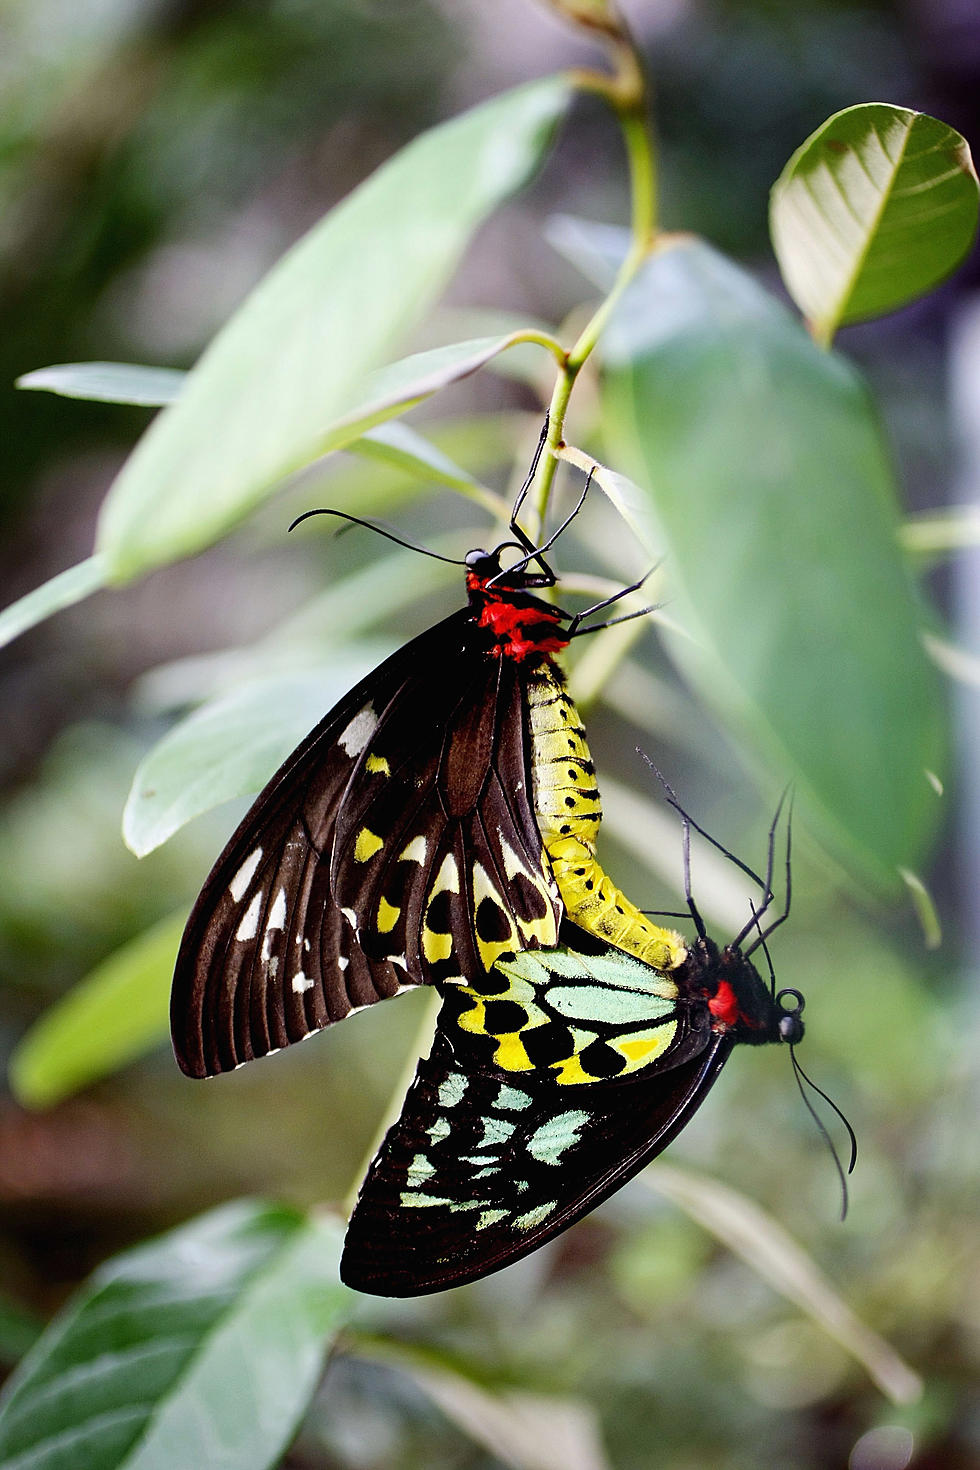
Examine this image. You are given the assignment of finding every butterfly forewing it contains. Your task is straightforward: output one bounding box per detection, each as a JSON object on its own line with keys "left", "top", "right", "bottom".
{"left": 171, "top": 609, "right": 562, "bottom": 1077}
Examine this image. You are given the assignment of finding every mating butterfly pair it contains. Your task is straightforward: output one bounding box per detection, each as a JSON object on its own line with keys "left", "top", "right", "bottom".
{"left": 171, "top": 441, "right": 811, "bottom": 1295}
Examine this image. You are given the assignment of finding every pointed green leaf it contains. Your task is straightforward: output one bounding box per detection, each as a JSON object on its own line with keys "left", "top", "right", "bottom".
{"left": 602, "top": 240, "right": 946, "bottom": 886}
{"left": 17, "top": 362, "right": 185, "bottom": 406}
{"left": 0, "top": 555, "right": 108, "bottom": 652}
{"left": 123, "top": 658, "right": 388, "bottom": 857}
{"left": 96, "top": 78, "right": 571, "bottom": 581}
{"left": 352, "top": 420, "right": 477, "bottom": 489}
{"left": 8, "top": 912, "right": 184, "bottom": 1108}
{"left": 770, "top": 104, "right": 979, "bottom": 344}
{"left": 0, "top": 1202, "right": 352, "bottom": 1470}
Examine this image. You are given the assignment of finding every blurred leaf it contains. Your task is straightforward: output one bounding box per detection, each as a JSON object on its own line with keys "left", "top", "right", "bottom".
{"left": 0, "top": 1297, "right": 43, "bottom": 1367}
{"left": 96, "top": 78, "right": 571, "bottom": 581}
{"left": 602, "top": 239, "right": 946, "bottom": 887}
{"left": 8, "top": 912, "right": 184, "bottom": 1108}
{"left": 924, "top": 631, "right": 980, "bottom": 688}
{"left": 134, "top": 550, "right": 441, "bottom": 712}
{"left": 901, "top": 506, "right": 980, "bottom": 555}
{"left": 16, "top": 362, "right": 185, "bottom": 406}
{"left": 770, "top": 104, "right": 979, "bottom": 345}
{"left": 354, "top": 1339, "right": 611, "bottom": 1470}
{"left": 124, "top": 659, "right": 386, "bottom": 857}
{"left": 350, "top": 419, "right": 478, "bottom": 491}
{"left": 898, "top": 867, "right": 942, "bottom": 949}
{"left": 0, "top": 1202, "right": 352, "bottom": 1470}
{"left": 544, "top": 212, "right": 628, "bottom": 289}
{"left": 645, "top": 1163, "right": 923, "bottom": 1405}
{"left": 17, "top": 361, "right": 495, "bottom": 493}
{"left": 0, "top": 555, "right": 108, "bottom": 653}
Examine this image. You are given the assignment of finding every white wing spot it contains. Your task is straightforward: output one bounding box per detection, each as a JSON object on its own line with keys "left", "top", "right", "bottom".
{"left": 341, "top": 907, "right": 358, "bottom": 931}
{"left": 229, "top": 848, "right": 262, "bottom": 902}
{"left": 339, "top": 705, "right": 378, "bottom": 757}
{"left": 235, "top": 891, "right": 262, "bottom": 942}
{"left": 338, "top": 957, "right": 349, "bottom": 971}
{"left": 292, "top": 972, "right": 314, "bottom": 994}
{"left": 268, "top": 956, "right": 279, "bottom": 979}
{"left": 399, "top": 835, "right": 428, "bottom": 864}
{"left": 268, "top": 888, "right": 287, "bottom": 930}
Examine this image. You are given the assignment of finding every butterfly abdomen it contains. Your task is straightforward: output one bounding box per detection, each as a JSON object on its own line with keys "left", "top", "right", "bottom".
{"left": 526, "top": 667, "right": 687, "bottom": 974}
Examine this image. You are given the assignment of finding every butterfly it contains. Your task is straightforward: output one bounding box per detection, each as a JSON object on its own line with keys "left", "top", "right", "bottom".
{"left": 170, "top": 426, "right": 663, "bottom": 1078}
{"left": 338, "top": 786, "right": 828, "bottom": 1295}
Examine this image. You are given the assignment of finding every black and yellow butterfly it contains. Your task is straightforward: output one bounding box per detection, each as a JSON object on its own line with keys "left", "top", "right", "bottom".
{"left": 170, "top": 434, "right": 654, "bottom": 1078}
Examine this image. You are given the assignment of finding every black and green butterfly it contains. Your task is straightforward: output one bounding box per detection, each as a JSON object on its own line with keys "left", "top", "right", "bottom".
{"left": 341, "top": 914, "right": 808, "bottom": 1295}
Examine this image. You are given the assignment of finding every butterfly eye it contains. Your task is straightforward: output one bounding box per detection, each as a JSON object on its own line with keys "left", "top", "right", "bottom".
{"left": 465, "top": 548, "right": 492, "bottom": 569}
{"left": 776, "top": 987, "right": 805, "bottom": 1043}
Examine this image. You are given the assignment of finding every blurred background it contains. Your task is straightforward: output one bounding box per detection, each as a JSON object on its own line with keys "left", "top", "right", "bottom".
{"left": 1, "top": 1, "right": 979, "bottom": 1467}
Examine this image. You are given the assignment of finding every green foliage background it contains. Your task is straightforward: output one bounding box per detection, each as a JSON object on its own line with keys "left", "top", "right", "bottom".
{"left": 0, "top": 2, "right": 978, "bottom": 1468}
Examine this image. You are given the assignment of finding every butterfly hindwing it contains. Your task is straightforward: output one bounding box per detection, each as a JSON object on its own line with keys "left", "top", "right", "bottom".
{"left": 341, "top": 934, "right": 730, "bottom": 1294}
{"left": 341, "top": 1016, "right": 731, "bottom": 1296}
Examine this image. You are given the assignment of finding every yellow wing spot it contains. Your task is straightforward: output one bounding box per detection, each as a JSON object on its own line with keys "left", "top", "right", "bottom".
{"left": 354, "top": 828, "right": 384, "bottom": 863}
{"left": 399, "top": 835, "right": 428, "bottom": 864}
{"left": 617, "top": 1033, "right": 670, "bottom": 1063}
{"left": 492, "top": 1032, "right": 534, "bottom": 1072}
{"left": 423, "top": 928, "right": 454, "bottom": 962}
{"left": 455, "top": 997, "right": 485, "bottom": 1034}
{"left": 552, "top": 1053, "right": 596, "bottom": 1085}
{"left": 376, "top": 897, "right": 400, "bottom": 933}
{"left": 365, "top": 754, "right": 391, "bottom": 776}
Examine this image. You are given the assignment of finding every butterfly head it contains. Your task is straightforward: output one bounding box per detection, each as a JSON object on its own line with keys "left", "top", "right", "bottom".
{"left": 689, "top": 938, "right": 805, "bottom": 1048}
{"left": 465, "top": 545, "right": 569, "bottom": 662}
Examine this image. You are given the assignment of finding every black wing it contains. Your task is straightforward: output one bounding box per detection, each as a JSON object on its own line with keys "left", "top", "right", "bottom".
{"left": 171, "top": 611, "right": 561, "bottom": 1078}
{"left": 341, "top": 1004, "right": 730, "bottom": 1297}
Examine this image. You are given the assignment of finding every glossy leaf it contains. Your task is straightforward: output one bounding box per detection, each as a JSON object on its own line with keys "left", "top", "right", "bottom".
{"left": 96, "top": 78, "right": 571, "bottom": 581}
{"left": 0, "top": 1202, "right": 352, "bottom": 1470}
{"left": 8, "top": 913, "right": 184, "bottom": 1107}
{"left": 348, "top": 420, "right": 477, "bottom": 490}
{"left": 0, "top": 555, "right": 108, "bottom": 652}
{"left": 770, "top": 104, "right": 979, "bottom": 344}
{"left": 124, "top": 658, "right": 387, "bottom": 856}
{"left": 17, "top": 362, "right": 185, "bottom": 405}
{"left": 601, "top": 240, "right": 946, "bottom": 886}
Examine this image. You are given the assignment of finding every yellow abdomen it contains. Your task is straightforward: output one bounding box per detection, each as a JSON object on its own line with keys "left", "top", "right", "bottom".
{"left": 527, "top": 664, "right": 687, "bottom": 974}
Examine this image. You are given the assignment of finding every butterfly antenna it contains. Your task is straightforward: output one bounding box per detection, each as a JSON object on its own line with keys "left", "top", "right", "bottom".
{"left": 789, "top": 1047, "right": 857, "bottom": 1221}
{"left": 509, "top": 413, "right": 551, "bottom": 540}
{"left": 744, "top": 791, "right": 794, "bottom": 956}
{"left": 287, "top": 508, "right": 467, "bottom": 565}
{"left": 636, "top": 751, "right": 768, "bottom": 893}
{"left": 490, "top": 462, "right": 594, "bottom": 590}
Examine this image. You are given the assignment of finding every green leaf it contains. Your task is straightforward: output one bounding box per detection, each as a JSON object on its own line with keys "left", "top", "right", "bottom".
{"left": 602, "top": 240, "right": 946, "bottom": 886}
{"left": 8, "top": 912, "right": 184, "bottom": 1108}
{"left": 770, "top": 104, "right": 979, "bottom": 344}
{"left": 0, "top": 1201, "right": 352, "bottom": 1470}
{"left": 96, "top": 78, "right": 571, "bottom": 581}
{"left": 351, "top": 420, "right": 477, "bottom": 490}
{"left": 16, "top": 362, "right": 185, "bottom": 406}
{"left": 123, "top": 659, "right": 386, "bottom": 857}
{"left": 0, "top": 555, "right": 108, "bottom": 653}
{"left": 544, "top": 212, "right": 627, "bottom": 289}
